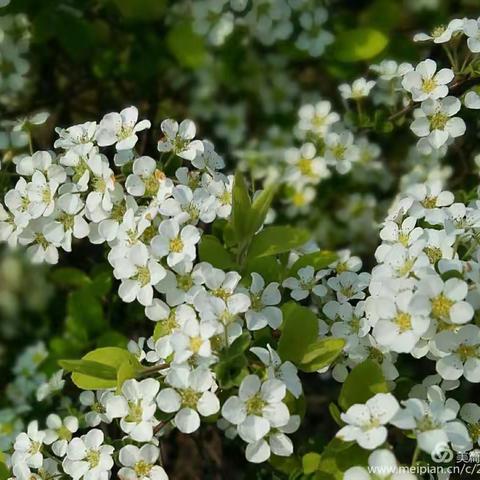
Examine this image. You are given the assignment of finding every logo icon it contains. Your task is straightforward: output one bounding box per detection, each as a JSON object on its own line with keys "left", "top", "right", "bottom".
{"left": 431, "top": 442, "right": 454, "bottom": 463}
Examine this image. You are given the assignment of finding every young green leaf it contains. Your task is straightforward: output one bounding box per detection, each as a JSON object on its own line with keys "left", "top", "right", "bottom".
{"left": 278, "top": 302, "right": 318, "bottom": 364}
{"left": 247, "top": 226, "right": 310, "bottom": 259}
{"left": 198, "top": 234, "right": 237, "bottom": 270}
{"left": 299, "top": 337, "right": 345, "bottom": 373}
{"left": 231, "top": 171, "right": 253, "bottom": 244}
{"left": 288, "top": 250, "right": 338, "bottom": 277}
{"left": 250, "top": 184, "right": 277, "bottom": 234}
{"left": 338, "top": 360, "right": 389, "bottom": 411}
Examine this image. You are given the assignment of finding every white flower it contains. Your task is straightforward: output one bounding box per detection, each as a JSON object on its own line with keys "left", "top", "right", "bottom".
{"left": 126, "top": 156, "right": 168, "bottom": 198}
{"left": 250, "top": 345, "right": 302, "bottom": 398}
{"left": 284, "top": 143, "right": 329, "bottom": 183}
{"left": 12, "top": 421, "right": 46, "bottom": 469}
{"left": 106, "top": 378, "right": 160, "bottom": 442}
{"left": 244, "top": 273, "right": 282, "bottom": 331}
{"left": 327, "top": 271, "right": 370, "bottom": 303}
{"left": 370, "top": 291, "right": 430, "bottom": 353}
{"left": 244, "top": 415, "right": 300, "bottom": 464}
{"left": 159, "top": 184, "right": 216, "bottom": 225}
{"left": 282, "top": 266, "right": 327, "bottom": 300}
{"left": 44, "top": 414, "right": 78, "bottom": 457}
{"left": 410, "top": 97, "right": 465, "bottom": 153}
{"left": 370, "top": 60, "right": 413, "bottom": 81}
{"left": 221, "top": 375, "right": 290, "bottom": 444}
{"left": 434, "top": 324, "right": 480, "bottom": 382}
{"left": 411, "top": 274, "right": 474, "bottom": 325}
{"left": 156, "top": 366, "right": 220, "bottom": 434}
{"left": 464, "top": 90, "right": 480, "bottom": 109}
{"left": 336, "top": 393, "right": 399, "bottom": 449}
{"left": 169, "top": 316, "right": 217, "bottom": 363}
{"left": 26, "top": 171, "right": 58, "bottom": 218}
{"left": 297, "top": 100, "right": 339, "bottom": 137}
{"left": 18, "top": 217, "right": 60, "bottom": 264}
{"left": 151, "top": 219, "right": 200, "bottom": 268}
{"left": 324, "top": 130, "right": 359, "bottom": 174}
{"left": 345, "top": 449, "right": 417, "bottom": 480}
{"left": 54, "top": 121, "right": 97, "bottom": 149}
{"left": 463, "top": 19, "right": 480, "bottom": 52}
{"left": 79, "top": 391, "right": 114, "bottom": 427}
{"left": 402, "top": 59, "right": 454, "bottom": 101}
{"left": 118, "top": 444, "right": 168, "bottom": 480}
{"left": 413, "top": 19, "right": 464, "bottom": 43}
{"left": 157, "top": 119, "right": 203, "bottom": 160}
{"left": 63, "top": 429, "right": 114, "bottom": 480}
{"left": 191, "top": 139, "right": 224, "bottom": 172}
{"left": 114, "top": 243, "right": 166, "bottom": 306}
{"left": 43, "top": 193, "right": 89, "bottom": 252}
{"left": 460, "top": 403, "right": 480, "bottom": 446}
{"left": 339, "top": 78, "right": 376, "bottom": 100}
{"left": 203, "top": 173, "right": 233, "bottom": 218}
{"left": 391, "top": 386, "right": 471, "bottom": 454}
{"left": 96, "top": 106, "right": 150, "bottom": 150}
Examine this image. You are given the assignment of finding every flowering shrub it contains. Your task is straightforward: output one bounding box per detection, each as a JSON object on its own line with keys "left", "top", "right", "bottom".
{"left": 5, "top": 1, "right": 480, "bottom": 479}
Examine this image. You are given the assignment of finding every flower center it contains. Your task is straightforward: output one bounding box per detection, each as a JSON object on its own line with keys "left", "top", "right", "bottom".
{"left": 189, "top": 336, "right": 203, "bottom": 353}
{"left": 92, "top": 176, "right": 106, "bottom": 193}
{"left": 86, "top": 449, "right": 100, "bottom": 468}
{"left": 298, "top": 157, "right": 313, "bottom": 176}
{"left": 246, "top": 394, "right": 266, "bottom": 415}
{"left": 219, "top": 190, "right": 232, "bottom": 205}
{"left": 397, "top": 258, "right": 415, "bottom": 277}
{"left": 143, "top": 173, "right": 160, "bottom": 197}
{"left": 29, "top": 440, "right": 42, "bottom": 455}
{"left": 430, "top": 112, "right": 449, "bottom": 130}
{"left": 134, "top": 460, "right": 153, "bottom": 477}
{"left": 431, "top": 294, "right": 453, "bottom": 319}
{"left": 59, "top": 212, "right": 75, "bottom": 231}
{"left": 42, "top": 187, "right": 52, "bottom": 204}
{"left": 57, "top": 425, "right": 72, "bottom": 441}
{"left": 118, "top": 125, "right": 133, "bottom": 140}
{"left": 180, "top": 388, "right": 201, "bottom": 409}
{"left": 424, "top": 246, "right": 442, "bottom": 264}
{"left": 422, "top": 195, "right": 437, "bottom": 209}
{"left": 126, "top": 401, "right": 143, "bottom": 423}
{"left": 422, "top": 78, "right": 437, "bottom": 93}
{"left": 468, "top": 423, "right": 480, "bottom": 441}
{"left": 417, "top": 414, "right": 439, "bottom": 432}
{"left": 34, "top": 233, "right": 50, "bottom": 249}
{"left": 177, "top": 274, "right": 193, "bottom": 291}
{"left": 394, "top": 312, "right": 412, "bottom": 333}
{"left": 250, "top": 294, "right": 264, "bottom": 311}
{"left": 169, "top": 236, "right": 184, "bottom": 253}
{"left": 331, "top": 144, "right": 346, "bottom": 160}
{"left": 135, "top": 266, "right": 151, "bottom": 287}
{"left": 212, "top": 288, "right": 231, "bottom": 300}
{"left": 456, "top": 343, "right": 477, "bottom": 362}
{"left": 292, "top": 191, "right": 306, "bottom": 206}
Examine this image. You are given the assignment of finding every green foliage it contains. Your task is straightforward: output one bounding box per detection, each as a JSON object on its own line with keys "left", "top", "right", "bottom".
{"left": 108, "top": 0, "right": 167, "bottom": 20}
{"left": 333, "top": 28, "right": 388, "bottom": 62}
{"left": 60, "top": 347, "right": 143, "bottom": 390}
{"left": 298, "top": 338, "right": 345, "bottom": 373}
{"left": 314, "top": 438, "right": 369, "bottom": 479}
{"left": 278, "top": 302, "right": 318, "bottom": 364}
{"left": 215, "top": 332, "right": 251, "bottom": 388}
{"left": 166, "top": 23, "right": 206, "bottom": 68}
{"left": 247, "top": 226, "right": 310, "bottom": 259}
{"left": 302, "top": 452, "right": 322, "bottom": 474}
{"left": 198, "top": 234, "right": 237, "bottom": 270}
{"left": 288, "top": 251, "right": 338, "bottom": 277}
{"left": 338, "top": 360, "right": 389, "bottom": 410}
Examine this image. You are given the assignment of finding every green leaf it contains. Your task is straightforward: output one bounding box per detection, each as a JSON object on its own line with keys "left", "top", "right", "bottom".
{"left": 51, "top": 267, "right": 91, "bottom": 288}
{"left": 339, "top": 360, "right": 389, "bottom": 411}
{"left": 244, "top": 255, "right": 282, "bottom": 284}
{"left": 59, "top": 359, "right": 117, "bottom": 380}
{"left": 299, "top": 337, "right": 345, "bottom": 373}
{"left": 116, "top": 355, "right": 143, "bottom": 391}
{"left": 231, "top": 171, "right": 252, "bottom": 244}
{"left": 278, "top": 303, "right": 318, "bottom": 364}
{"left": 329, "top": 403, "right": 343, "bottom": 426}
{"left": 65, "top": 347, "right": 139, "bottom": 390}
{"left": 248, "top": 226, "right": 310, "bottom": 259}
{"left": 215, "top": 332, "right": 251, "bottom": 388}
{"left": 66, "top": 288, "right": 107, "bottom": 338}
{"left": 166, "top": 22, "right": 206, "bottom": 68}
{"left": 316, "top": 438, "right": 369, "bottom": 479}
{"left": 250, "top": 184, "right": 277, "bottom": 234}
{"left": 333, "top": 28, "right": 388, "bottom": 62}
{"left": 288, "top": 251, "right": 338, "bottom": 277}
{"left": 303, "top": 452, "right": 322, "bottom": 474}
{"left": 198, "top": 235, "right": 237, "bottom": 270}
